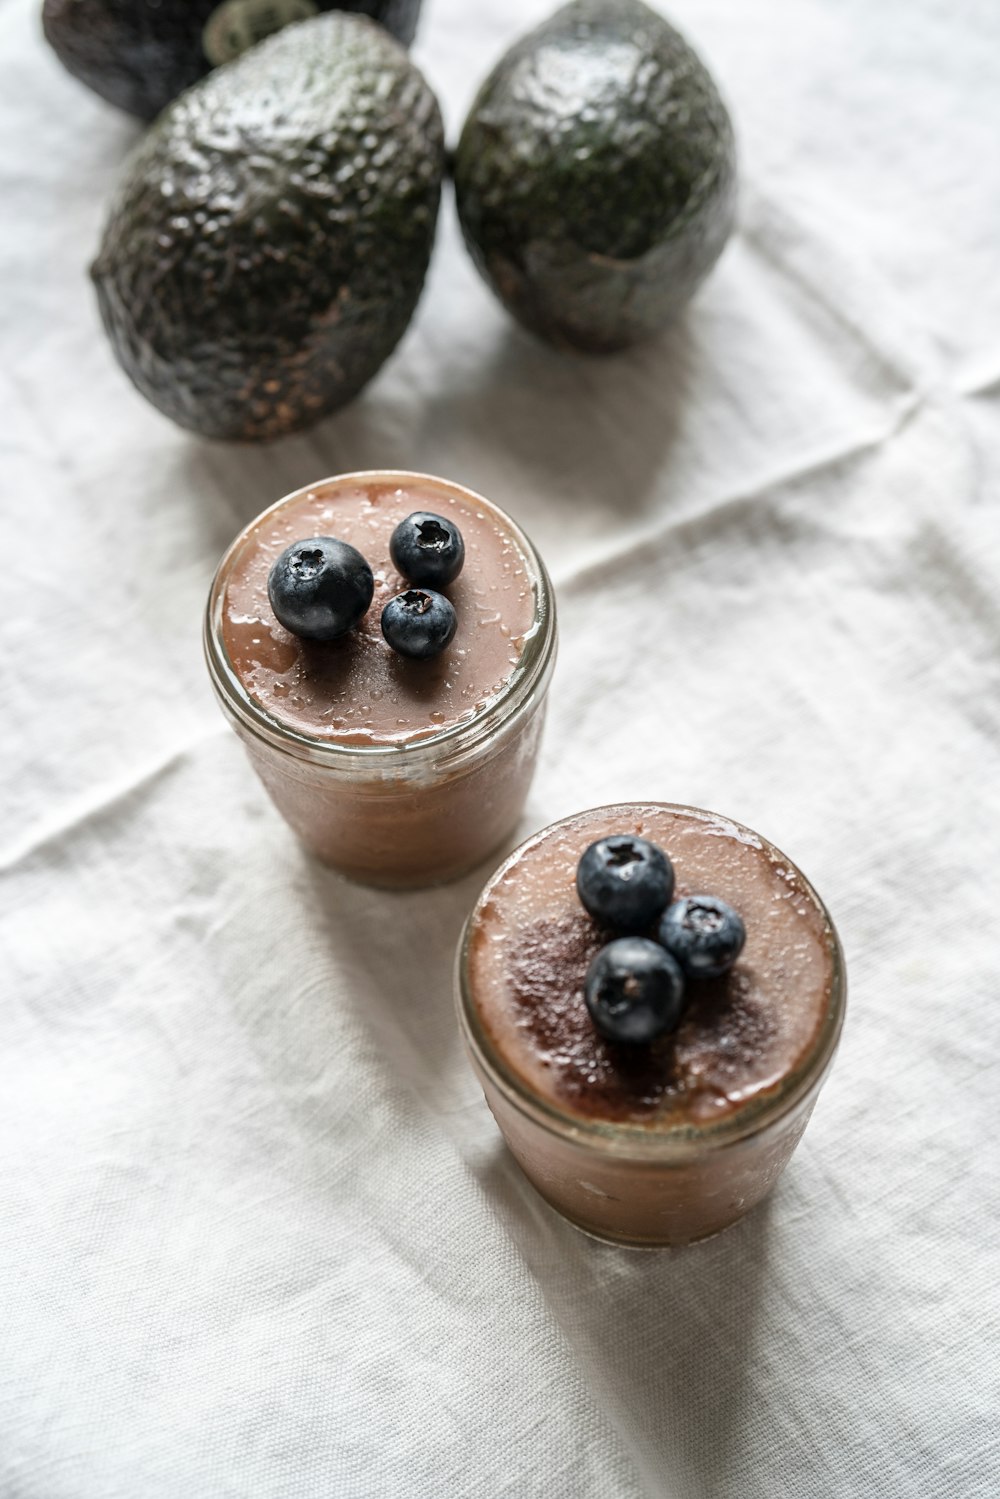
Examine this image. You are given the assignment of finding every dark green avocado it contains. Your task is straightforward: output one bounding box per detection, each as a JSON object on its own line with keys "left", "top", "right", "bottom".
{"left": 42, "top": 0, "right": 423, "bottom": 120}
{"left": 454, "top": 0, "right": 737, "bottom": 353}
{"left": 91, "top": 13, "right": 444, "bottom": 442}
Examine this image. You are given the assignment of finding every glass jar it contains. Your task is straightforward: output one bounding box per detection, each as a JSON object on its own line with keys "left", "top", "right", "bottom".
{"left": 204, "top": 472, "right": 557, "bottom": 888}
{"left": 456, "top": 805, "right": 846, "bottom": 1247}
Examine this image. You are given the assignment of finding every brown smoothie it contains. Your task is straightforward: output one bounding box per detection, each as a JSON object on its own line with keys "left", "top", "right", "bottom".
{"left": 459, "top": 804, "right": 845, "bottom": 1246}
{"left": 221, "top": 475, "right": 537, "bottom": 746}
{"left": 205, "top": 473, "right": 556, "bottom": 886}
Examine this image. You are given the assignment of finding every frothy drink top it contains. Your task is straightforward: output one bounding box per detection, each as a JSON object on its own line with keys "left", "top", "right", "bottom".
{"left": 466, "top": 805, "right": 839, "bottom": 1128}
{"left": 221, "top": 474, "right": 538, "bottom": 746}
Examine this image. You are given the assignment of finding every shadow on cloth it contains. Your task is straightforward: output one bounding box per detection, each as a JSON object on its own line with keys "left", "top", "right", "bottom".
{"left": 396, "top": 316, "right": 694, "bottom": 528}
{"left": 288, "top": 848, "right": 493, "bottom": 1101}
{"left": 475, "top": 1141, "right": 775, "bottom": 1493}
{"left": 165, "top": 310, "right": 695, "bottom": 562}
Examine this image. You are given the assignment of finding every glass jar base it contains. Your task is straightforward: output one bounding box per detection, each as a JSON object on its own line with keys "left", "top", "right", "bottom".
{"left": 309, "top": 826, "right": 520, "bottom": 891}
{"left": 529, "top": 1181, "right": 763, "bottom": 1250}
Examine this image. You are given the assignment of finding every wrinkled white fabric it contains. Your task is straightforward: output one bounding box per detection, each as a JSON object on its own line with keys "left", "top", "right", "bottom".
{"left": 1, "top": 0, "right": 998, "bottom": 1495}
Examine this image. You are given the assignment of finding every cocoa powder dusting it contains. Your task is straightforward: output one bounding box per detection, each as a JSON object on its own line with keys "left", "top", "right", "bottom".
{"left": 508, "top": 915, "right": 778, "bottom": 1122}
{"left": 672, "top": 970, "right": 778, "bottom": 1119}
{"left": 508, "top": 915, "right": 678, "bottom": 1119}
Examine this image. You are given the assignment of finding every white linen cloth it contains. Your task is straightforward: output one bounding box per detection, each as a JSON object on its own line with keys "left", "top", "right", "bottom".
{"left": 1, "top": 0, "right": 998, "bottom": 1493}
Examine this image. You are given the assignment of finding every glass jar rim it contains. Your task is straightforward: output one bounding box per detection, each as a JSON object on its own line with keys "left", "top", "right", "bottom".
{"left": 456, "top": 802, "right": 847, "bottom": 1159}
{"left": 204, "top": 470, "right": 557, "bottom": 774}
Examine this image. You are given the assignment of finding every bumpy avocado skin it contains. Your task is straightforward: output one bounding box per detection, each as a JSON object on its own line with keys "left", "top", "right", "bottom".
{"left": 91, "top": 14, "right": 444, "bottom": 442}
{"left": 42, "top": 0, "right": 423, "bottom": 120}
{"left": 454, "top": 0, "right": 737, "bottom": 353}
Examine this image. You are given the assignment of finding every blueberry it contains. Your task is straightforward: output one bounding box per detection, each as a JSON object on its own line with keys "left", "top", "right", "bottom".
{"left": 267, "top": 536, "right": 373, "bottom": 642}
{"left": 658, "top": 895, "right": 746, "bottom": 978}
{"left": 576, "top": 835, "right": 675, "bottom": 932}
{"left": 584, "top": 937, "right": 686, "bottom": 1044}
{"left": 390, "top": 511, "right": 465, "bottom": 588}
{"left": 381, "top": 588, "right": 457, "bottom": 659}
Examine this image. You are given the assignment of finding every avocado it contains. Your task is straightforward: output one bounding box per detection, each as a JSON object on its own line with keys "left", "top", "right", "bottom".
{"left": 91, "top": 13, "right": 444, "bottom": 442}
{"left": 453, "top": 0, "right": 736, "bottom": 353}
{"left": 42, "top": 0, "right": 422, "bottom": 120}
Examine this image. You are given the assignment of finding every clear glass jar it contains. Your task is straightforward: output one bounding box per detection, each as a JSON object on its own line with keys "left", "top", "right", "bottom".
{"left": 456, "top": 805, "right": 847, "bottom": 1247}
{"left": 204, "top": 472, "right": 557, "bottom": 888}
